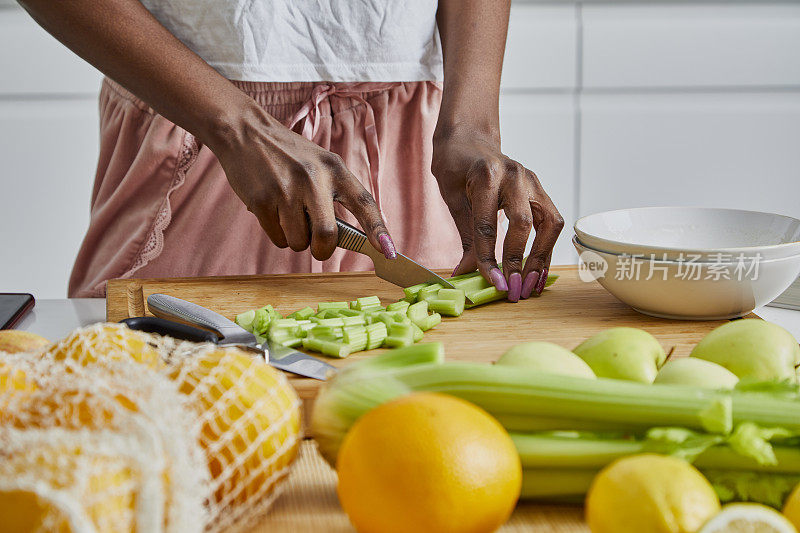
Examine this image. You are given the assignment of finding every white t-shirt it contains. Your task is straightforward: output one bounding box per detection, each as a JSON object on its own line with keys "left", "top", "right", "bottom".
{"left": 140, "top": 0, "right": 443, "bottom": 82}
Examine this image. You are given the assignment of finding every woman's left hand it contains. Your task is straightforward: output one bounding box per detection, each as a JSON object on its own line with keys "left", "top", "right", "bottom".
{"left": 432, "top": 128, "right": 564, "bottom": 302}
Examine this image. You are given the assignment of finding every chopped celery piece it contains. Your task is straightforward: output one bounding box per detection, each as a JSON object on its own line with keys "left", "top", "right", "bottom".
{"left": 235, "top": 309, "right": 256, "bottom": 332}
{"left": 418, "top": 283, "right": 444, "bottom": 302}
{"left": 365, "top": 322, "right": 388, "bottom": 349}
{"left": 252, "top": 308, "right": 271, "bottom": 335}
{"left": 311, "top": 317, "right": 346, "bottom": 327}
{"left": 288, "top": 306, "right": 315, "bottom": 320}
{"left": 415, "top": 312, "right": 441, "bottom": 332}
{"left": 384, "top": 323, "right": 414, "bottom": 347}
{"left": 465, "top": 286, "right": 505, "bottom": 308}
{"left": 386, "top": 301, "right": 411, "bottom": 313}
{"left": 384, "top": 335, "right": 413, "bottom": 348}
{"left": 343, "top": 326, "right": 368, "bottom": 352}
{"left": 407, "top": 301, "right": 429, "bottom": 323}
{"left": 309, "top": 326, "right": 344, "bottom": 339}
{"left": 318, "top": 301, "right": 350, "bottom": 311}
{"left": 353, "top": 296, "right": 381, "bottom": 311}
{"left": 314, "top": 309, "right": 336, "bottom": 319}
{"left": 280, "top": 337, "right": 303, "bottom": 348}
{"left": 428, "top": 298, "right": 464, "bottom": 317}
{"left": 302, "top": 336, "right": 351, "bottom": 358}
{"left": 411, "top": 323, "right": 424, "bottom": 343}
{"left": 271, "top": 318, "right": 298, "bottom": 328}
{"left": 437, "top": 288, "right": 466, "bottom": 302}
{"left": 268, "top": 327, "right": 299, "bottom": 344}
{"left": 338, "top": 309, "right": 364, "bottom": 317}
{"left": 450, "top": 275, "right": 491, "bottom": 293}
{"left": 403, "top": 283, "right": 430, "bottom": 303}
{"left": 372, "top": 312, "right": 396, "bottom": 328}
{"left": 255, "top": 334, "right": 267, "bottom": 345}
{"left": 447, "top": 270, "right": 483, "bottom": 283}
{"left": 342, "top": 315, "right": 366, "bottom": 327}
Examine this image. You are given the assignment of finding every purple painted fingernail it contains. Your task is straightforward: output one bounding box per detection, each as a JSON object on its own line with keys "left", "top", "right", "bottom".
{"left": 508, "top": 272, "right": 522, "bottom": 302}
{"left": 521, "top": 271, "right": 540, "bottom": 299}
{"left": 379, "top": 233, "right": 397, "bottom": 259}
{"left": 489, "top": 268, "right": 508, "bottom": 292}
{"left": 535, "top": 267, "right": 549, "bottom": 295}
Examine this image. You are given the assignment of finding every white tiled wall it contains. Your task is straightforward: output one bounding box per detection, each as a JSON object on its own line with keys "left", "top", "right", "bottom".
{"left": 1, "top": 2, "right": 799, "bottom": 298}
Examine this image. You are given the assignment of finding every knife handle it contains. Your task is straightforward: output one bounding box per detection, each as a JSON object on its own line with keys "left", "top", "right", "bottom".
{"left": 336, "top": 218, "right": 373, "bottom": 256}
{"left": 147, "top": 293, "right": 234, "bottom": 337}
{"left": 121, "top": 316, "right": 219, "bottom": 343}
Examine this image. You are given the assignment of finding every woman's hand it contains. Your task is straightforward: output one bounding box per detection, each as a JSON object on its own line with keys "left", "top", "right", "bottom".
{"left": 432, "top": 128, "right": 564, "bottom": 301}
{"left": 209, "top": 100, "right": 396, "bottom": 261}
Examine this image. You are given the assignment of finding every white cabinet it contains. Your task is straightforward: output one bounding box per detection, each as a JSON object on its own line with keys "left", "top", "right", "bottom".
{"left": 582, "top": 4, "right": 800, "bottom": 89}
{"left": 500, "top": 94, "right": 577, "bottom": 265}
{"left": 579, "top": 92, "right": 800, "bottom": 218}
{"left": 0, "top": 99, "right": 99, "bottom": 299}
{"left": 503, "top": 4, "right": 577, "bottom": 90}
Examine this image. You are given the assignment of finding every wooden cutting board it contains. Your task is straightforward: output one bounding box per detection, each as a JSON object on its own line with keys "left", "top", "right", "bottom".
{"left": 107, "top": 266, "right": 746, "bottom": 421}
{"left": 107, "top": 266, "right": 747, "bottom": 532}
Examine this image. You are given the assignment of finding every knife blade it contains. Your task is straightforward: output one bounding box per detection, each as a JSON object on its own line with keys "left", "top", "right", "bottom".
{"left": 146, "top": 293, "right": 337, "bottom": 381}
{"left": 335, "top": 218, "right": 472, "bottom": 301}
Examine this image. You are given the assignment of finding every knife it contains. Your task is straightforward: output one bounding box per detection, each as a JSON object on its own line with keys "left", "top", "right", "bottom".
{"left": 335, "top": 218, "right": 472, "bottom": 302}
{"left": 146, "top": 293, "right": 337, "bottom": 381}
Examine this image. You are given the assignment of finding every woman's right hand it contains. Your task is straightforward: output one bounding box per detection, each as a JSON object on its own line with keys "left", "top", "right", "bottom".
{"left": 208, "top": 99, "right": 396, "bottom": 261}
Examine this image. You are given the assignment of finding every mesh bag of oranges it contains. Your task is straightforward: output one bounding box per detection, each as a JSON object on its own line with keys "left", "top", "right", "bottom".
{"left": 1, "top": 323, "right": 302, "bottom": 532}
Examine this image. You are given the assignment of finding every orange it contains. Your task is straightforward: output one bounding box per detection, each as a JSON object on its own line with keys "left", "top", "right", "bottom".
{"left": 336, "top": 392, "right": 521, "bottom": 533}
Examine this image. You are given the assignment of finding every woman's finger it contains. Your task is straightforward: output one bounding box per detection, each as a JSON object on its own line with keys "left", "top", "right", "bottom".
{"left": 500, "top": 177, "right": 534, "bottom": 302}
{"left": 334, "top": 171, "right": 396, "bottom": 259}
{"left": 521, "top": 183, "right": 564, "bottom": 298}
{"left": 278, "top": 202, "right": 311, "bottom": 252}
{"left": 253, "top": 203, "right": 289, "bottom": 249}
{"left": 305, "top": 189, "right": 338, "bottom": 261}
{"left": 466, "top": 162, "right": 506, "bottom": 292}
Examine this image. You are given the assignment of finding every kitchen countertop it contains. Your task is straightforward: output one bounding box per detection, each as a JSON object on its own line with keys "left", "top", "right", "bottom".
{"left": 15, "top": 297, "right": 800, "bottom": 344}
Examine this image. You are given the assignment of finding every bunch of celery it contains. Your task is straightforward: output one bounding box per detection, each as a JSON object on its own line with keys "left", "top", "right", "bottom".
{"left": 310, "top": 346, "right": 800, "bottom": 508}
{"left": 233, "top": 270, "right": 558, "bottom": 358}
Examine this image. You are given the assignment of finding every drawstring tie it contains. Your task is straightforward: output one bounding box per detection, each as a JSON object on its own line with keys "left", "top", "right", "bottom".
{"left": 288, "top": 83, "right": 389, "bottom": 211}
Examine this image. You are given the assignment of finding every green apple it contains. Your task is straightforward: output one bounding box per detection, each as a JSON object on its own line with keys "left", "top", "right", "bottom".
{"left": 654, "top": 358, "right": 739, "bottom": 389}
{"left": 690, "top": 319, "right": 800, "bottom": 383}
{"left": 496, "top": 342, "right": 596, "bottom": 379}
{"left": 573, "top": 327, "right": 665, "bottom": 383}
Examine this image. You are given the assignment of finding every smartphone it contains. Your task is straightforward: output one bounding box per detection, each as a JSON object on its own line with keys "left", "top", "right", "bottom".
{"left": 0, "top": 293, "right": 35, "bottom": 329}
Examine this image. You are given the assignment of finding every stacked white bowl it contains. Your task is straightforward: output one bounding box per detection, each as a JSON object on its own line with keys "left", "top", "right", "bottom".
{"left": 573, "top": 207, "right": 800, "bottom": 320}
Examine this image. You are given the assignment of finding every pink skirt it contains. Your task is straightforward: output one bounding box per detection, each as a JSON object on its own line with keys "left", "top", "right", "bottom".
{"left": 68, "top": 79, "right": 465, "bottom": 297}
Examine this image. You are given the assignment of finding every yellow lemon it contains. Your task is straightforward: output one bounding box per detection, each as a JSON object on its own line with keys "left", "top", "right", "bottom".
{"left": 47, "top": 323, "right": 161, "bottom": 369}
{"left": 586, "top": 454, "right": 720, "bottom": 533}
{"left": 168, "top": 347, "right": 302, "bottom": 527}
{"left": 783, "top": 483, "right": 800, "bottom": 530}
{"left": 336, "top": 391, "right": 521, "bottom": 533}
{"left": 701, "top": 503, "right": 796, "bottom": 533}
{"left": 0, "top": 330, "right": 50, "bottom": 354}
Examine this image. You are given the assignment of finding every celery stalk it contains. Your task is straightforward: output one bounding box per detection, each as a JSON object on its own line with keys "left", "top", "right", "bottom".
{"left": 342, "top": 315, "right": 366, "bottom": 327}
{"left": 521, "top": 468, "right": 597, "bottom": 500}
{"left": 411, "top": 323, "right": 424, "bottom": 343}
{"left": 418, "top": 284, "right": 444, "bottom": 302}
{"left": 312, "top": 317, "right": 346, "bottom": 327}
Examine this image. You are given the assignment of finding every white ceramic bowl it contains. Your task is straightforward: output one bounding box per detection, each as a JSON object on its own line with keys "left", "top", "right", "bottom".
{"left": 573, "top": 236, "right": 800, "bottom": 320}
{"left": 575, "top": 207, "right": 800, "bottom": 261}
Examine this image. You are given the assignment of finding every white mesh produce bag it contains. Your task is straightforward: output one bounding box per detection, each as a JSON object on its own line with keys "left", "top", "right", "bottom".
{"left": 39, "top": 323, "right": 303, "bottom": 532}
{"left": 0, "top": 352, "right": 209, "bottom": 533}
